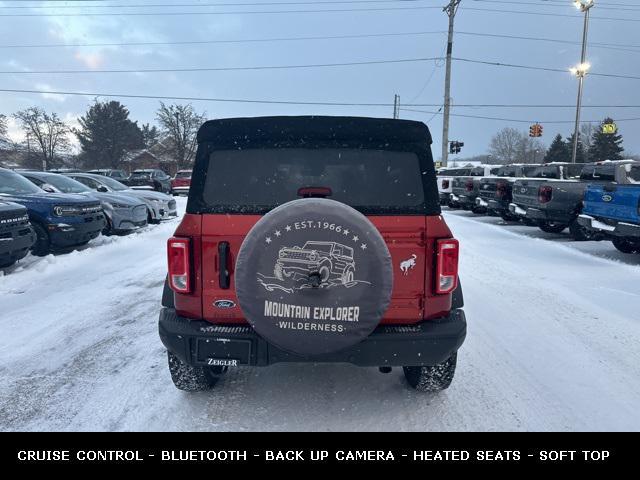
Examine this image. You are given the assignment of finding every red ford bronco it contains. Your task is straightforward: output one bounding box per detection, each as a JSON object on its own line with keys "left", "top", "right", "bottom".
{"left": 159, "top": 116, "right": 466, "bottom": 392}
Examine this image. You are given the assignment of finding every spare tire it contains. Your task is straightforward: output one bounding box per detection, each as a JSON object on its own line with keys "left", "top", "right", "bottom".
{"left": 235, "top": 198, "right": 393, "bottom": 356}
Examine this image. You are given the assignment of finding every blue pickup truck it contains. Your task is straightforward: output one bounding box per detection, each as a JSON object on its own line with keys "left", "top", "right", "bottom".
{"left": 578, "top": 162, "right": 640, "bottom": 254}
{"left": 0, "top": 168, "right": 106, "bottom": 256}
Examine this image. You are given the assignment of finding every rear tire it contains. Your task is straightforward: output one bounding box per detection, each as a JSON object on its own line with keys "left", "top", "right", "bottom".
{"left": 31, "top": 223, "right": 51, "bottom": 256}
{"left": 569, "top": 217, "right": 595, "bottom": 241}
{"left": 500, "top": 211, "right": 519, "bottom": 222}
{"left": 612, "top": 238, "right": 640, "bottom": 254}
{"left": 539, "top": 221, "right": 566, "bottom": 234}
{"left": 403, "top": 353, "right": 457, "bottom": 392}
{"left": 167, "top": 351, "right": 225, "bottom": 392}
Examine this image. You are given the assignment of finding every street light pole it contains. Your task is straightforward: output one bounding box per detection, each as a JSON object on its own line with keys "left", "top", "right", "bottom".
{"left": 571, "top": 0, "right": 594, "bottom": 164}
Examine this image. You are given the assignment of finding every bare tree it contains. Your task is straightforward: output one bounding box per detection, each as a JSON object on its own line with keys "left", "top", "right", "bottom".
{"left": 13, "top": 107, "right": 70, "bottom": 170}
{"left": 155, "top": 102, "right": 205, "bottom": 168}
{"left": 0, "top": 113, "right": 9, "bottom": 149}
{"left": 489, "top": 127, "right": 544, "bottom": 164}
{"left": 580, "top": 123, "right": 595, "bottom": 162}
{"left": 489, "top": 128, "right": 524, "bottom": 164}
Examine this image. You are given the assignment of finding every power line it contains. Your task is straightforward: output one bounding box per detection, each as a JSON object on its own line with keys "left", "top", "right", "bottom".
{"left": 0, "top": 57, "right": 443, "bottom": 74}
{"left": 0, "top": 5, "right": 442, "bottom": 17}
{"left": 400, "top": 107, "right": 640, "bottom": 124}
{"left": 0, "top": 0, "right": 431, "bottom": 8}
{"left": 461, "top": 6, "right": 640, "bottom": 22}
{"left": 2, "top": 56, "right": 638, "bottom": 81}
{"left": 0, "top": 31, "right": 446, "bottom": 49}
{"left": 453, "top": 57, "right": 640, "bottom": 81}
{"left": 1, "top": 86, "right": 638, "bottom": 109}
{"left": 1, "top": 29, "right": 637, "bottom": 56}
{"left": 470, "top": 0, "right": 640, "bottom": 12}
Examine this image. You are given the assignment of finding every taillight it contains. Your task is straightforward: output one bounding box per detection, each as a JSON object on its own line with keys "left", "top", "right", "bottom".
{"left": 442, "top": 179, "right": 450, "bottom": 189}
{"left": 465, "top": 179, "right": 474, "bottom": 192}
{"left": 496, "top": 180, "right": 508, "bottom": 199}
{"left": 538, "top": 186, "right": 553, "bottom": 204}
{"left": 168, "top": 237, "right": 192, "bottom": 293}
{"left": 436, "top": 239, "right": 459, "bottom": 295}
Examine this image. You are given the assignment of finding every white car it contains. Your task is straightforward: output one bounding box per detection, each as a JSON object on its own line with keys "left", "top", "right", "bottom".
{"left": 437, "top": 167, "right": 472, "bottom": 207}
{"left": 66, "top": 173, "right": 177, "bottom": 223}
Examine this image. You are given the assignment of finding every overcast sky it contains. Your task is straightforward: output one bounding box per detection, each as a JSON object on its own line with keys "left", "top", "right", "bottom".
{"left": 1, "top": 0, "right": 639, "bottom": 159}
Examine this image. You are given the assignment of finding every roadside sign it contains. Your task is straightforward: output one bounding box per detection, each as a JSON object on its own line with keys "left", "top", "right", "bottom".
{"left": 602, "top": 122, "right": 617, "bottom": 135}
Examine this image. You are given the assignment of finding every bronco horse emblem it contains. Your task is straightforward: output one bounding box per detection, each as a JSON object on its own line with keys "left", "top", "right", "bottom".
{"left": 400, "top": 254, "right": 417, "bottom": 275}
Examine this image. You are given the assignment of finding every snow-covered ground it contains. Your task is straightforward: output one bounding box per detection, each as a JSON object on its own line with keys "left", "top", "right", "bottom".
{"left": 1, "top": 200, "right": 639, "bottom": 431}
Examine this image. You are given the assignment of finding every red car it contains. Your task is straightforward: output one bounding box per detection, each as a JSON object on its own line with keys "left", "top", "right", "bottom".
{"left": 159, "top": 116, "right": 466, "bottom": 393}
{"left": 170, "top": 170, "right": 192, "bottom": 196}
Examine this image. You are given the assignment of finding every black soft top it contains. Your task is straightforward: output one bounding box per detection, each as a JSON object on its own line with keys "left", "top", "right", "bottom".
{"left": 197, "top": 116, "right": 433, "bottom": 149}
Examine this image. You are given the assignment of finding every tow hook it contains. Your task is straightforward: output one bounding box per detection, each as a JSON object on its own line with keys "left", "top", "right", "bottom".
{"left": 379, "top": 367, "right": 392, "bottom": 374}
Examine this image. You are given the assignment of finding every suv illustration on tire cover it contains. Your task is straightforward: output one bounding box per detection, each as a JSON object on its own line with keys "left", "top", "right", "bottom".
{"left": 273, "top": 241, "right": 355, "bottom": 286}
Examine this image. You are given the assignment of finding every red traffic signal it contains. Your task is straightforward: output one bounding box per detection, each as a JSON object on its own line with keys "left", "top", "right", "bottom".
{"left": 529, "top": 123, "right": 543, "bottom": 138}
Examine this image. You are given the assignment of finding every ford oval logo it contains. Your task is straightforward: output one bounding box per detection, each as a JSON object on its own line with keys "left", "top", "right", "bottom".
{"left": 602, "top": 194, "right": 613, "bottom": 202}
{"left": 214, "top": 300, "right": 236, "bottom": 309}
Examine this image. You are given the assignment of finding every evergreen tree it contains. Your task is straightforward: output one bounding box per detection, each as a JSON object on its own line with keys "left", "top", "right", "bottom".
{"left": 565, "top": 133, "right": 587, "bottom": 163}
{"left": 543, "top": 134, "right": 569, "bottom": 164}
{"left": 588, "top": 118, "right": 624, "bottom": 162}
{"left": 75, "top": 101, "right": 144, "bottom": 169}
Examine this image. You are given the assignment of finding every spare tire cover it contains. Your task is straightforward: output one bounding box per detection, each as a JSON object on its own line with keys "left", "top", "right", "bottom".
{"left": 235, "top": 198, "right": 393, "bottom": 356}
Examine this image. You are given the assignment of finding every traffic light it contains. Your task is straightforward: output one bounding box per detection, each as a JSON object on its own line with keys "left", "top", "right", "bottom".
{"left": 449, "top": 141, "right": 464, "bottom": 154}
{"left": 529, "top": 124, "right": 543, "bottom": 137}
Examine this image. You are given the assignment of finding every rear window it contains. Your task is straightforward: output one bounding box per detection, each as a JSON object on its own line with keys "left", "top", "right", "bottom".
{"left": 580, "top": 164, "right": 616, "bottom": 182}
{"left": 522, "top": 166, "right": 561, "bottom": 179}
{"left": 199, "top": 148, "right": 433, "bottom": 215}
{"left": 175, "top": 171, "right": 192, "bottom": 179}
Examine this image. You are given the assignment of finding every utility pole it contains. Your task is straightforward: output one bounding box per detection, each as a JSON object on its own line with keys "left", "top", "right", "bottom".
{"left": 571, "top": 0, "right": 594, "bottom": 163}
{"left": 441, "top": 0, "right": 461, "bottom": 167}
{"left": 393, "top": 94, "right": 400, "bottom": 119}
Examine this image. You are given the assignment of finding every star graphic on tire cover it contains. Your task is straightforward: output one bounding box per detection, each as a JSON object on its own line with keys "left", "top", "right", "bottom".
{"left": 265, "top": 237, "right": 272, "bottom": 244}
{"left": 274, "top": 230, "right": 281, "bottom": 237}
{"left": 343, "top": 229, "right": 350, "bottom": 236}
{"left": 352, "top": 235, "right": 359, "bottom": 242}
{"left": 361, "top": 243, "right": 367, "bottom": 250}
{"left": 285, "top": 225, "right": 291, "bottom": 232}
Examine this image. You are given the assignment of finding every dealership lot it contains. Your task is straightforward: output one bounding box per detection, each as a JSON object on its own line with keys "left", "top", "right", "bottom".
{"left": 1, "top": 198, "right": 638, "bottom": 431}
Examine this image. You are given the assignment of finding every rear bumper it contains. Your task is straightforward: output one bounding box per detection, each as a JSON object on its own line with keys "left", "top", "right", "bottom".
{"left": 439, "top": 192, "right": 450, "bottom": 205}
{"left": 159, "top": 307, "right": 467, "bottom": 368}
{"left": 509, "top": 204, "right": 570, "bottom": 224}
{"left": 485, "top": 198, "right": 509, "bottom": 212}
{"left": 451, "top": 193, "right": 476, "bottom": 208}
{"left": 578, "top": 214, "right": 640, "bottom": 239}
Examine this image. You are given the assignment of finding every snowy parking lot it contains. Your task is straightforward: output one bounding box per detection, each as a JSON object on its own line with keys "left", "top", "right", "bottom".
{"left": 1, "top": 199, "right": 639, "bottom": 432}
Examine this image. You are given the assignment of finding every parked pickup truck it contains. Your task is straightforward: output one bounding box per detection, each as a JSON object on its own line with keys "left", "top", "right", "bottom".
{"left": 475, "top": 164, "right": 540, "bottom": 221}
{"left": 578, "top": 162, "right": 640, "bottom": 253}
{"left": 0, "top": 201, "right": 36, "bottom": 268}
{"left": 509, "top": 160, "right": 635, "bottom": 240}
{"left": 449, "top": 165, "right": 501, "bottom": 213}
{"left": 0, "top": 168, "right": 106, "bottom": 255}
{"left": 160, "top": 116, "right": 466, "bottom": 393}
{"left": 437, "top": 167, "right": 472, "bottom": 207}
